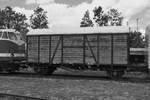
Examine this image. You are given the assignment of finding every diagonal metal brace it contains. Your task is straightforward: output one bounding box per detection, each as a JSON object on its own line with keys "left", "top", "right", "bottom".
{"left": 85, "top": 36, "right": 97, "bottom": 64}
{"left": 50, "top": 36, "right": 62, "bottom": 64}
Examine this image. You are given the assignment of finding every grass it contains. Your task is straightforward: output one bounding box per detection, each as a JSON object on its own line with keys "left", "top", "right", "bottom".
{"left": 0, "top": 70, "right": 150, "bottom": 100}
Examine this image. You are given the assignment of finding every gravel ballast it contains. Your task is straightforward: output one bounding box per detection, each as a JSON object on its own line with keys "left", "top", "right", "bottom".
{"left": 0, "top": 73, "right": 150, "bottom": 100}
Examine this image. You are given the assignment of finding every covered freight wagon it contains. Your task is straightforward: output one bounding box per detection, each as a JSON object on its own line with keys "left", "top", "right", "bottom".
{"left": 27, "top": 26, "right": 134, "bottom": 77}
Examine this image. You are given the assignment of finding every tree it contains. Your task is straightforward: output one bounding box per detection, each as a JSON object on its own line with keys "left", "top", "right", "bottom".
{"left": 107, "top": 8, "right": 123, "bottom": 26}
{"left": 129, "top": 31, "right": 145, "bottom": 48}
{"left": 30, "top": 6, "right": 48, "bottom": 29}
{"left": 0, "top": 6, "right": 29, "bottom": 40}
{"left": 101, "top": 14, "right": 109, "bottom": 26}
{"left": 93, "top": 6, "right": 108, "bottom": 26}
{"left": 13, "top": 12, "right": 29, "bottom": 40}
{"left": 0, "top": 7, "right": 15, "bottom": 29}
{"left": 0, "top": 9, "right": 5, "bottom": 29}
{"left": 93, "top": 7, "right": 124, "bottom": 26}
{"left": 80, "top": 10, "right": 93, "bottom": 27}
{"left": 81, "top": 6, "right": 124, "bottom": 27}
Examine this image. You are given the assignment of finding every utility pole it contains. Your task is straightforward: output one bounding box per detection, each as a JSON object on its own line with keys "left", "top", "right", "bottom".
{"left": 35, "top": 0, "right": 40, "bottom": 6}
{"left": 136, "top": 18, "right": 139, "bottom": 32}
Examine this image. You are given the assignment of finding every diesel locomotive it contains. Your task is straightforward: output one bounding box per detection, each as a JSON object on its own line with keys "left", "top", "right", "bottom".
{"left": 0, "top": 29, "right": 25, "bottom": 72}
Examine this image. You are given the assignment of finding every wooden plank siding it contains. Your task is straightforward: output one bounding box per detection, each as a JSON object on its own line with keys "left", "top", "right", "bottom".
{"left": 99, "top": 35, "right": 112, "bottom": 64}
{"left": 113, "top": 34, "right": 128, "bottom": 64}
{"left": 27, "top": 36, "right": 38, "bottom": 62}
{"left": 39, "top": 36, "right": 50, "bottom": 63}
{"left": 27, "top": 33, "right": 129, "bottom": 65}
{"left": 63, "top": 35, "right": 83, "bottom": 64}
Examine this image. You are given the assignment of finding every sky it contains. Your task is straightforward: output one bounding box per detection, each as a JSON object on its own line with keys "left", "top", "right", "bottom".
{"left": 0, "top": 0, "right": 150, "bottom": 33}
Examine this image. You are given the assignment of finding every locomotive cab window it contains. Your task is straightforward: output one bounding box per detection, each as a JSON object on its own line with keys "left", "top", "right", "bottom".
{"left": 16, "top": 33, "right": 23, "bottom": 40}
{"left": 8, "top": 32, "right": 17, "bottom": 40}
{"left": 2, "top": 32, "right": 8, "bottom": 39}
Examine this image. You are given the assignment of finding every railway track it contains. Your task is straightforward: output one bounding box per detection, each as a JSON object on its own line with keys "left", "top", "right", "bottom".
{"left": 0, "top": 71, "right": 150, "bottom": 83}
{"left": 0, "top": 93, "right": 46, "bottom": 100}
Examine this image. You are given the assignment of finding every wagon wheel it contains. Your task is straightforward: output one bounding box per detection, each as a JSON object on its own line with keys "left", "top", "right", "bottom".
{"left": 33, "top": 66, "right": 41, "bottom": 73}
{"left": 7, "top": 69, "right": 14, "bottom": 73}
{"left": 106, "top": 70, "right": 125, "bottom": 79}
{"left": 7, "top": 63, "right": 20, "bottom": 73}
{"left": 116, "top": 70, "right": 125, "bottom": 78}
{"left": 113, "top": 70, "right": 125, "bottom": 79}
{"left": 47, "top": 66, "right": 56, "bottom": 74}
{"left": 106, "top": 70, "right": 113, "bottom": 78}
{"left": 33, "top": 65, "right": 49, "bottom": 74}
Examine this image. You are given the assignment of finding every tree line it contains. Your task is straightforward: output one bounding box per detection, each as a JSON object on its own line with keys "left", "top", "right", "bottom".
{"left": 0, "top": 6, "right": 48, "bottom": 40}
{"left": 80, "top": 6, "right": 123, "bottom": 27}
{"left": 80, "top": 6, "right": 145, "bottom": 48}
{"left": 0, "top": 6, "right": 145, "bottom": 48}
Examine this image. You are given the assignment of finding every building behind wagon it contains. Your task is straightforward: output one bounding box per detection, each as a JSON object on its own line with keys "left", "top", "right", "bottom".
{"left": 145, "top": 25, "right": 150, "bottom": 69}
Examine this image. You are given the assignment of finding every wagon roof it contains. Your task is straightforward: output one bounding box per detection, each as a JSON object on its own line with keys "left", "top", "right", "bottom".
{"left": 27, "top": 26, "right": 130, "bottom": 36}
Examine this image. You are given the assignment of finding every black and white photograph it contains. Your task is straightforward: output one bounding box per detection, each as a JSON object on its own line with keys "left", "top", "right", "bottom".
{"left": 0, "top": 0, "right": 150, "bottom": 100}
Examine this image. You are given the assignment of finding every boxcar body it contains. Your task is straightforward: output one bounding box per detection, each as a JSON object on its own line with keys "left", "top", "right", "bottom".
{"left": 27, "top": 26, "right": 148, "bottom": 77}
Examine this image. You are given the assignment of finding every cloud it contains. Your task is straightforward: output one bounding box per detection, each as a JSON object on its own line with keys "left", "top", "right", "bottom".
{"left": 22, "top": 0, "right": 150, "bottom": 29}
{"left": 34, "top": 0, "right": 117, "bottom": 27}
{"left": 13, "top": 7, "right": 33, "bottom": 18}
{"left": 13, "top": 7, "right": 33, "bottom": 24}
{"left": 129, "top": 7, "right": 150, "bottom": 28}
{"left": 40, "top": 3, "right": 92, "bottom": 27}
{"left": 26, "top": 0, "right": 54, "bottom": 5}
{"left": 115, "top": 0, "right": 150, "bottom": 18}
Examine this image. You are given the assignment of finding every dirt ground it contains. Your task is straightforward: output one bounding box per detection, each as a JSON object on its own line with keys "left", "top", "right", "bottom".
{"left": 0, "top": 70, "right": 150, "bottom": 100}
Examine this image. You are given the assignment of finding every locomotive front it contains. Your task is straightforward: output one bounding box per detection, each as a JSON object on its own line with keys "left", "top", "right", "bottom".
{"left": 0, "top": 29, "right": 25, "bottom": 72}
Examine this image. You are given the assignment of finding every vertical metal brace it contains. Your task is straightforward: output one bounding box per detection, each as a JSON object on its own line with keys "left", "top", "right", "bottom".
{"left": 38, "top": 36, "right": 40, "bottom": 64}
{"left": 49, "top": 36, "right": 51, "bottom": 64}
{"left": 83, "top": 35, "right": 86, "bottom": 64}
{"left": 61, "top": 35, "right": 63, "bottom": 64}
{"left": 26, "top": 36, "right": 28, "bottom": 62}
{"left": 97, "top": 35, "right": 99, "bottom": 66}
{"left": 111, "top": 34, "right": 113, "bottom": 68}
